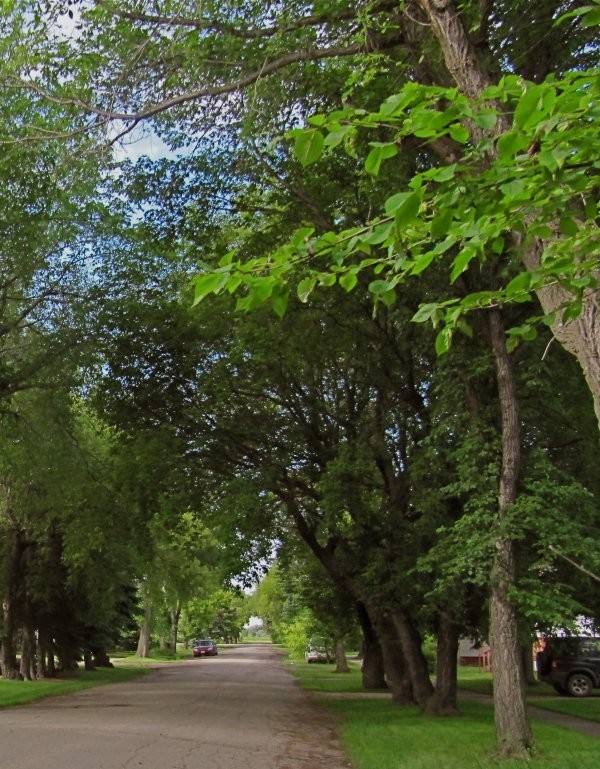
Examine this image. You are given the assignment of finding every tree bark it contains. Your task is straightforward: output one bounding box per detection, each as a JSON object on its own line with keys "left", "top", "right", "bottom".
{"left": 365, "top": 604, "right": 414, "bottom": 704}
{"left": 488, "top": 308, "right": 533, "bottom": 757}
{"left": 334, "top": 637, "right": 350, "bottom": 673}
{"left": 136, "top": 602, "right": 153, "bottom": 658}
{"left": 0, "top": 528, "right": 23, "bottom": 680}
{"left": 424, "top": 612, "right": 460, "bottom": 715}
{"left": 390, "top": 608, "right": 435, "bottom": 708}
{"left": 170, "top": 606, "right": 181, "bottom": 653}
{"left": 356, "top": 602, "right": 387, "bottom": 689}
{"left": 521, "top": 641, "right": 536, "bottom": 686}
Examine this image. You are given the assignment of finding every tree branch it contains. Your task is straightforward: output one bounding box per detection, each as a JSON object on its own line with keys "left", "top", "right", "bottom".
{"left": 11, "top": 34, "right": 405, "bottom": 136}
{"left": 97, "top": 0, "right": 399, "bottom": 39}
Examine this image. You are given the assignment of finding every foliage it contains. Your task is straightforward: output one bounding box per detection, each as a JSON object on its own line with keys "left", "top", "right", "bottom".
{"left": 193, "top": 66, "right": 599, "bottom": 353}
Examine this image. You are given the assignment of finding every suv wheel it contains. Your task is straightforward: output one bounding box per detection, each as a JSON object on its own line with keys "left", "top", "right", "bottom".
{"left": 566, "top": 673, "right": 593, "bottom": 697}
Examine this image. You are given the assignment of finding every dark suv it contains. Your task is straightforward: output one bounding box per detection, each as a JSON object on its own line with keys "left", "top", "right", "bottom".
{"left": 536, "top": 636, "right": 600, "bottom": 697}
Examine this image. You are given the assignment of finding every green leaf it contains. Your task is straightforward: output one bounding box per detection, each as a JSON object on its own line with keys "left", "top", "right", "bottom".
{"left": 323, "top": 124, "right": 354, "bottom": 148}
{"left": 448, "top": 124, "right": 470, "bottom": 143}
{"left": 365, "top": 142, "right": 398, "bottom": 176}
{"left": 385, "top": 192, "right": 421, "bottom": 227}
{"left": 430, "top": 208, "right": 453, "bottom": 240}
{"left": 411, "top": 250, "right": 436, "bottom": 275}
{"left": 582, "top": 8, "right": 600, "bottom": 26}
{"left": 514, "top": 85, "right": 544, "bottom": 130}
{"left": 497, "top": 131, "right": 529, "bottom": 159}
{"left": 218, "top": 250, "right": 236, "bottom": 267}
{"left": 412, "top": 303, "right": 440, "bottom": 323}
{"left": 364, "top": 221, "right": 394, "bottom": 244}
{"left": 429, "top": 164, "right": 457, "bottom": 183}
{"left": 492, "top": 237, "right": 505, "bottom": 255}
{"left": 192, "top": 271, "right": 230, "bottom": 305}
{"left": 297, "top": 276, "right": 317, "bottom": 303}
{"left": 562, "top": 301, "right": 583, "bottom": 322}
{"left": 474, "top": 109, "right": 498, "bottom": 130}
{"left": 317, "top": 273, "right": 337, "bottom": 287}
{"left": 294, "top": 128, "right": 325, "bottom": 166}
{"left": 559, "top": 217, "right": 579, "bottom": 236}
{"left": 505, "top": 272, "right": 532, "bottom": 296}
{"left": 368, "top": 279, "right": 393, "bottom": 295}
{"left": 339, "top": 271, "right": 358, "bottom": 292}
{"left": 244, "top": 277, "right": 277, "bottom": 308}
{"left": 435, "top": 327, "right": 453, "bottom": 355}
{"left": 271, "top": 289, "right": 289, "bottom": 318}
{"left": 450, "top": 247, "right": 477, "bottom": 283}
{"left": 379, "top": 289, "right": 397, "bottom": 307}
{"left": 289, "top": 227, "right": 315, "bottom": 248}
{"left": 506, "top": 323, "right": 537, "bottom": 341}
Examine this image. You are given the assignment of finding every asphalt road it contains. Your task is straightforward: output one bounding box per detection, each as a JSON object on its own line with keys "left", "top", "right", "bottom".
{"left": 0, "top": 644, "right": 350, "bottom": 769}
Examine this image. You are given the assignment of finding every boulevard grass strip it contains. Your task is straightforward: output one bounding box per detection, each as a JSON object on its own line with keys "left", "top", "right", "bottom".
{"left": 0, "top": 666, "right": 148, "bottom": 709}
{"left": 457, "top": 668, "right": 600, "bottom": 722}
{"left": 527, "top": 696, "right": 600, "bottom": 722}
{"left": 322, "top": 698, "right": 599, "bottom": 769}
{"left": 289, "top": 662, "right": 599, "bottom": 769}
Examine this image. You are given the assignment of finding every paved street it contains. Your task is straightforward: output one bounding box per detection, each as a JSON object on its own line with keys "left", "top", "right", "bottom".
{"left": 0, "top": 644, "right": 350, "bottom": 769}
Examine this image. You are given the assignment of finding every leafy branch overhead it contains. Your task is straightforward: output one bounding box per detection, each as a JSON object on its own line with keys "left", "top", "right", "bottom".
{"left": 193, "top": 68, "right": 599, "bottom": 354}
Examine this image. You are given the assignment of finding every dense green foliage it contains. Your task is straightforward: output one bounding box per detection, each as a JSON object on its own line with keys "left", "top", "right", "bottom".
{"left": 0, "top": 1, "right": 598, "bottom": 761}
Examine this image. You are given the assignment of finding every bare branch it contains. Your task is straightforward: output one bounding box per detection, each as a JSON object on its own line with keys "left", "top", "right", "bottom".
{"left": 8, "top": 33, "right": 405, "bottom": 141}
{"left": 97, "top": 0, "right": 399, "bottom": 39}
{"left": 549, "top": 545, "right": 600, "bottom": 584}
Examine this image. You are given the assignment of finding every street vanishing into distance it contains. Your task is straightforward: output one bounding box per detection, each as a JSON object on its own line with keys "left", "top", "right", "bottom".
{"left": 0, "top": 644, "right": 349, "bottom": 769}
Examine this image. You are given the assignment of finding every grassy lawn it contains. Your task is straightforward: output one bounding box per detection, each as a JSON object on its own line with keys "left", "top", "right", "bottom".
{"left": 0, "top": 666, "right": 147, "bottom": 709}
{"left": 288, "top": 661, "right": 600, "bottom": 769}
{"left": 289, "top": 660, "right": 370, "bottom": 693}
{"left": 323, "top": 698, "right": 598, "bottom": 769}
{"left": 457, "top": 667, "right": 600, "bottom": 722}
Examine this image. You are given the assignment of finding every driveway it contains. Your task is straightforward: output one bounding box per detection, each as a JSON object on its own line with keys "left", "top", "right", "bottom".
{"left": 0, "top": 643, "right": 350, "bottom": 769}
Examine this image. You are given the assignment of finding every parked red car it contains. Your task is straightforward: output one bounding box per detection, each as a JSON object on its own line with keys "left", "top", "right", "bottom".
{"left": 193, "top": 639, "right": 218, "bottom": 657}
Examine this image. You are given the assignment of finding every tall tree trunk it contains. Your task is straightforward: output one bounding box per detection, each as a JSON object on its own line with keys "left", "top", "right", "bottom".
{"left": 365, "top": 604, "right": 414, "bottom": 705}
{"left": 93, "top": 648, "right": 114, "bottom": 668}
{"left": 0, "top": 528, "right": 23, "bottom": 680}
{"left": 424, "top": 612, "right": 460, "bottom": 716}
{"left": 390, "top": 608, "right": 435, "bottom": 708}
{"left": 334, "top": 637, "right": 350, "bottom": 673}
{"left": 136, "top": 602, "right": 153, "bottom": 658}
{"left": 356, "top": 602, "right": 387, "bottom": 689}
{"left": 488, "top": 308, "right": 533, "bottom": 757}
{"left": 171, "top": 605, "right": 181, "bottom": 653}
{"left": 20, "top": 620, "right": 37, "bottom": 680}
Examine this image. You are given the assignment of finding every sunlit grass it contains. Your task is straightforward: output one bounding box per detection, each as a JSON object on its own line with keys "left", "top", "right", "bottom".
{"left": 323, "top": 698, "right": 599, "bottom": 769}
{"left": 288, "top": 660, "right": 374, "bottom": 693}
{"left": 0, "top": 666, "right": 147, "bottom": 709}
{"left": 288, "top": 660, "right": 600, "bottom": 769}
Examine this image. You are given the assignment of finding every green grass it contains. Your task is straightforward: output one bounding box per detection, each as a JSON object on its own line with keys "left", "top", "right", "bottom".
{"left": 527, "top": 695, "right": 600, "bottom": 722}
{"left": 321, "top": 698, "right": 599, "bottom": 769}
{"left": 0, "top": 666, "right": 147, "bottom": 709}
{"left": 456, "top": 667, "right": 600, "bottom": 722}
{"left": 288, "top": 660, "right": 373, "bottom": 693}
{"left": 287, "top": 661, "right": 600, "bottom": 769}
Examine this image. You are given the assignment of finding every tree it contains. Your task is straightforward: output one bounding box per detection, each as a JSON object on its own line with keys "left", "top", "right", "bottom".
{"left": 0, "top": 390, "right": 143, "bottom": 677}
{"left": 5, "top": 1, "right": 598, "bottom": 756}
